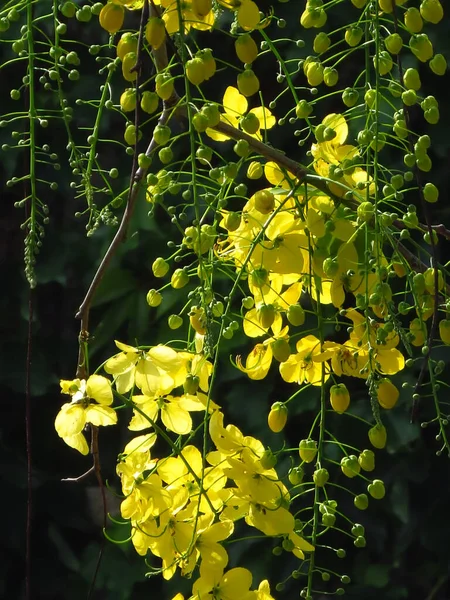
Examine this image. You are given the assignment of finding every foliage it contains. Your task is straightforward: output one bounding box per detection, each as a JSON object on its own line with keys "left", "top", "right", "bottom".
{"left": 2, "top": 0, "right": 450, "bottom": 598}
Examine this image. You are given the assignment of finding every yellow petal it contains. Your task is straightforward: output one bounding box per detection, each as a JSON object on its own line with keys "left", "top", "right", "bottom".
{"left": 223, "top": 86, "right": 248, "bottom": 117}
{"left": 322, "top": 113, "right": 348, "bottom": 145}
{"left": 243, "top": 308, "right": 267, "bottom": 338}
{"left": 290, "top": 531, "right": 315, "bottom": 552}
{"left": 135, "top": 359, "right": 174, "bottom": 395}
{"left": 238, "top": 0, "right": 260, "bottom": 30}
{"left": 60, "top": 378, "right": 81, "bottom": 395}
{"left": 55, "top": 403, "right": 86, "bottom": 437}
{"left": 86, "top": 374, "right": 113, "bottom": 405}
{"left": 238, "top": 343, "right": 273, "bottom": 380}
{"left": 123, "top": 432, "right": 157, "bottom": 455}
{"left": 376, "top": 348, "right": 405, "bottom": 374}
{"left": 279, "top": 355, "right": 300, "bottom": 383}
{"left": 249, "top": 106, "right": 276, "bottom": 130}
{"left": 220, "top": 567, "right": 253, "bottom": 597}
{"left": 85, "top": 405, "right": 117, "bottom": 427}
{"left": 114, "top": 340, "right": 139, "bottom": 353}
{"left": 128, "top": 398, "right": 159, "bottom": 430}
{"left": 63, "top": 433, "right": 89, "bottom": 455}
{"left": 148, "top": 345, "right": 181, "bottom": 372}
{"left": 264, "top": 161, "right": 293, "bottom": 189}
{"left": 178, "top": 393, "right": 208, "bottom": 412}
{"left": 104, "top": 352, "right": 136, "bottom": 375}
{"left": 161, "top": 402, "right": 192, "bottom": 435}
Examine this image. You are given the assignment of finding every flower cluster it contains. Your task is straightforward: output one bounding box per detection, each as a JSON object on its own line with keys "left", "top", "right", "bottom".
{"left": 108, "top": 339, "right": 314, "bottom": 582}
{"left": 216, "top": 114, "right": 407, "bottom": 405}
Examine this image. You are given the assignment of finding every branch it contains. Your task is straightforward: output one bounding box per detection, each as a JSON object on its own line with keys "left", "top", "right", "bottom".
{"left": 425, "top": 223, "right": 450, "bottom": 242}
{"left": 75, "top": 1, "right": 181, "bottom": 371}
{"left": 213, "top": 121, "right": 307, "bottom": 182}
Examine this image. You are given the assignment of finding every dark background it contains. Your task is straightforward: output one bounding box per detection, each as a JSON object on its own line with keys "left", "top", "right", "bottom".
{"left": 2, "top": 1, "right": 450, "bottom": 598}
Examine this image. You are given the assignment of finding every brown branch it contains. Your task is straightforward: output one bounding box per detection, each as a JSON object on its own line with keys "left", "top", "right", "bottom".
{"left": 74, "top": 108, "right": 172, "bottom": 322}
{"left": 213, "top": 121, "right": 307, "bottom": 181}
{"left": 425, "top": 223, "right": 450, "bottom": 242}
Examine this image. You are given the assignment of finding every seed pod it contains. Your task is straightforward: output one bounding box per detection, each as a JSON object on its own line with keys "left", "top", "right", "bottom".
{"left": 358, "top": 450, "right": 375, "bottom": 472}
{"left": 258, "top": 304, "right": 276, "bottom": 329}
{"left": 152, "top": 257, "right": 169, "bottom": 278}
{"left": 145, "top": 16, "right": 165, "bottom": 50}
{"left": 287, "top": 304, "right": 305, "bottom": 327}
{"left": 377, "top": 378, "right": 399, "bottom": 409}
{"left": 186, "top": 57, "right": 206, "bottom": 86}
{"left": 368, "top": 424, "right": 387, "bottom": 449}
{"left": 99, "top": 2, "right": 124, "bottom": 34}
{"left": 313, "top": 468, "right": 329, "bottom": 487}
{"left": 155, "top": 72, "right": 174, "bottom": 100}
{"left": 299, "top": 439, "right": 318, "bottom": 463}
{"left": 253, "top": 189, "right": 275, "bottom": 214}
{"left": 117, "top": 32, "right": 138, "bottom": 61}
{"left": 237, "top": 69, "right": 260, "bottom": 97}
{"left": 171, "top": 268, "right": 190, "bottom": 289}
{"left": 120, "top": 88, "right": 136, "bottom": 113}
{"left": 235, "top": 33, "right": 258, "bottom": 64}
{"left": 330, "top": 384, "right": 350, "bottom": 414}
{"left": 268, "top": 402, "right": 288, "bottom": 433}
{"left": 122, "top": 52, "right": 138, "bottom": 82}
{"left": 367, "top": 479, "right": 386, "bottom": 500}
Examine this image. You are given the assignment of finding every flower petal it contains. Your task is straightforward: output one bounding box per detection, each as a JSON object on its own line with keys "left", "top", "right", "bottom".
{"left": 85, "top": 404, "right": 117, "bottom": 427}
{"left": 55, "top": 403, "right": 86, "bottom": 437}
{"left": 63, "top": 433, "right": 89, "bottom": 455}
{"left": 223, "top": 86, "right": 248, "bottom": 117}
{"left": 162, "top": 402, "right": 192, "bottom": 435}
{"left": 249, "top": 106, "right": 275, "bottom": 130}
{"left": 86, "top": 374, "right": 113, "bottom": 405}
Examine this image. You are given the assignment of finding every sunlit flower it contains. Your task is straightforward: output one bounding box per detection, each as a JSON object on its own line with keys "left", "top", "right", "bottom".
{"left": 105, "top": 341, "right": 187, "bottom": 396}
{"left": 191, "top": 567, "right": 255, "bottom": 600}
{"left": 207, "top": 86, "right": 275, "bottom": 142}
{"left": 279, "top": 335, "right": 327, "bottom": 386}
{"left": 237, "top": 326, "right": 290, "bottom": 380}
{"left": 55, "top": 375, "right": 116, "bottom": 454}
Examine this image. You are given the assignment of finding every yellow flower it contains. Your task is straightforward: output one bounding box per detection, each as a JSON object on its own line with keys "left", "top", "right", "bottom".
{"left": 130, "top": 393, "right": 203, "bottom": 435}
{"left": 182, "top": 513, "right": 234, "bottom": 577}
{"left": 316, "top": 340, "right": 363, "bottom": 378}
{"left": 207, "top": 86, "right": 275, "bottom": 142}
{"left": 225, "top": 447, "right": 285, "bottom": 504}
{"left": 286, "top": 530, "right": 315, "bottom": 560}
{"left": 237, "top": 342, "right": 274, "bottom": 380}
{"left": 256, "top": 580, "right": 276, "bottom": 600}
{"left": 192, "top": 567, "right": 255, "bottom": 600}
{"left": 279, "top": 335, "right": 328, "bottom": 386}
{"left": 120, "top": 472, "right": 174, "bottom": 522}
{"left": 162, "top": 0, "right": 215, "bottom": 34}
{"left": 247, "top": 501, "right": 294, "bottom": 535}
{"left": 55, "top": 375, "right": 116, "bottom": 454}
{"left": 158, "top": 445, "right": 226, "bottom": 512}
{"left": 116, "top": 441, "right": 157, "bottom": 495}
{"left": 237, "top": 325, "right": 290, "bottom": 380}
{"left": 105, "top": 341, "right": 186, "bottom": 396}
{"left": 209, "top": 410, "right": 265, "bottom": 457}
{"left": 218, "top": 0, "right": 261, "bottom": 30}
{"left": 311, "top": 113, "right": 375, "bottom": 197}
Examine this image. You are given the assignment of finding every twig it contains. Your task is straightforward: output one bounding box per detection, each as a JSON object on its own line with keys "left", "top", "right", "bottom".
{"left": 425, "top": 573, "right": 449, "bottom": 600}
{"left": 75, "top": 3, "right": 180, "bottom": 333}
{"left": 25, "top": 289, "right": 33, "bottom": 600}
{"left": 213, "top": 121, "right": 307, "bottom": 181}
{"left": 426, "top": 223, "right": 450, "bottom": 242}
